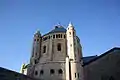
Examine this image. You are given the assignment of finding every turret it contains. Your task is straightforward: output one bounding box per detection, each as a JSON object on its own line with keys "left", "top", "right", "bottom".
{"left": 66, "top": 22, "right": 84, "bottom": 80}
{"left": 66, "top": 22, "right": 77, "bottom": 60}
{"left": 30, "top": 30, "right": 42, "bottom": 65}
{"left": 20, "top": 63, "right": 28, "bottom": 75}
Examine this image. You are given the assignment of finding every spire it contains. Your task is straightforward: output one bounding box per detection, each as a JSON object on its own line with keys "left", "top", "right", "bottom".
{"left": 35, "top": 29, "right": 40, "bottom": 34}
{"left": 67, "top": 22, "right": 74, "bottom": 30}
{"left": 34, "top": 29, "right": 41, "bottom": 35}
{"left": 34, "top": 29, "right": 41, "bottom": 37}
{"left": 68, "top": 21, "right": 74, "bottom": 28}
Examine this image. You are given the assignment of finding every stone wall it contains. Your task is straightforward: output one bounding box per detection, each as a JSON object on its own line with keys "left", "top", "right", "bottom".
{"left": 0, "top": 67, "right": 39, "bottom": 80}
{"left": 84, "top": 49, "right": 120, "bottom": 80}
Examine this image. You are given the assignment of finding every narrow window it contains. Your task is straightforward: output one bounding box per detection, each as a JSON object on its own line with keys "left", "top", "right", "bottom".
{"left": 64, "top": 35, "right": 66, "bottom": 38}
{"left": 69, "top": 32, "right": 71, "bottom": 35}
{"left": 73, "top": 32, "right": 75, "bottom": 36}
{"left": 57, "top": 43, "right": 61, "bottom": 51}
{"left": 35, "top": 59, "right": 37, "bottom": 64}
{"left": 58, "top": 34, "right": 60, "bottom": 38}
{"left": 75, "top": 73, "right": 76, "bottom": 78}
{"left": 78, "top": 73, "right": 79, "bottom": 78}
{"left": 35, "top": 71, "right": 38, "bottom": 76}
{"left": 45, "top": 37, "right": 47, "bottom": 41}
{"left": 34, "top": 39, "right": 36, "bottom": 41}
{"left": 70, "top": 44, "right": 72, "bottom": 47}
{"left": 56, "top": 34, "right": 59, "bottom": 38}
{"left": 43, "top": 46, "right": 46, "bottom": 53}
{"left": 53, "top": 35, "right": 55, "bottom": 38}
{"left": 37, "top": 39, "right": 39, "bottom": 41}
{"left": 61, "top": 34, "right": 62, "bottom": 38}
{"left": 50, "top": 69, "right": 55, "bottom": 74}
{"left": 40, "top": 70, "right": 44, "bottom": 75}
{"left": 58, "top": 69, "right": 63, "bottom": 74}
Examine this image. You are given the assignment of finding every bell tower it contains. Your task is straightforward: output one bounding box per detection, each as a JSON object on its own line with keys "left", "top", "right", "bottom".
{"left": 66, "top": 22, "right": 77, "bottom": 60}
{"left": 66, "top": 22, "right": 84, "bottom": 80}
{"left": 30, "top": 30, "right": 42, "bottom": 65}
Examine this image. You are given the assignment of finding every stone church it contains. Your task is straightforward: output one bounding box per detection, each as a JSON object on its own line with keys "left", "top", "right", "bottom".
{"left": 20, "top": 23, "right": 120, "bottom": 80}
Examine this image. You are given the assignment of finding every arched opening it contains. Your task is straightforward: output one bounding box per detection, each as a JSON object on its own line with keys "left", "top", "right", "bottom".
{"left": 43, "top": 45, "right": 46, "bottom": 53}
{"left": 75, "top": 73, "right": 76, "bottom": 78}
{"left": 53, "top": 35, "right": 55, "bottom": 38}
{"left": 78, "top": 73, "right": 79, "bottom": 78}
{"left": 64, "top": 35, "right": 66, "bottom": 38}
{"left": 34, "top": 59, "right": 37, "bottom": 64}
{"left": 57, "top": 43, "right": 61, "bottom": 51}
{"left": 40, "top": 70, "right": 44, "bottom": 75}
{"left": 58, "top": 69, "right": 63, "bottom": 74}
{"left": 34, "top": 71, "right": 38, "bottom": 76}
{"left": 50, "top": 69, "right": 55, "bottom": 74}
{"left": 37, "top": 39, "right": 39, "bottom": 41}
{"left": 60, "top": 34, "right": 62, "bottom": 38}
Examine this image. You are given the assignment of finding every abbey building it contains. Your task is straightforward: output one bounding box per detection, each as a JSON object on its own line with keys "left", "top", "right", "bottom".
{"left": 20, "top": 23, "right": 120, "bottom": 80}
{"left": 26, "top": 23, "right": 84, "bottom": 80}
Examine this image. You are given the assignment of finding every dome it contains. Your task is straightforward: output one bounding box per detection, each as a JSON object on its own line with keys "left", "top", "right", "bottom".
{"left": 43, "top": 26, "right": 66, "bottom": 36}
{"left": 49, "top": 26, "right": 66, "bottom": 33}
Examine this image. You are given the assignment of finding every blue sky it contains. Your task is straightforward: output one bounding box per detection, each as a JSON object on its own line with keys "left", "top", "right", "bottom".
{"left": 0, "top": 0, "right": 120, "bottom": 72}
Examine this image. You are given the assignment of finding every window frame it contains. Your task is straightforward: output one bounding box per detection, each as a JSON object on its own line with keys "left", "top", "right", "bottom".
{"left": 40, "top": 70, "right": 44, "bottom": 75}
{"left": 50, "top": 69, "right": 55, "bottom": 75}
{"left": 57, "top": 43, "right": 61, "bottom": 51}
{"left": 43, "top": 45, "right": 46, "bottom": 53}
{"left": 58, "top": 69, "right": 63, "bottom": 74}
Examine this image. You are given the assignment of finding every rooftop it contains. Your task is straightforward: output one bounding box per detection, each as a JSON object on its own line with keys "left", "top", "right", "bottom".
{"left": 43, "top": 25, "right": 66, "bottom": 36}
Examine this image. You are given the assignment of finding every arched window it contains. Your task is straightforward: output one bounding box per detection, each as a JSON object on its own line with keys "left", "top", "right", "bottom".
{"left": 50, "top": 69, "right": 55, "bottom": 74}
{"left": 34, "top": 59, "right": 37, "bottom": 64}
{"left": 37, "top": 39, "right": 39, "bottom": 41}
{"left": 73, "top": 32, "right": 74, "bottom": 36}
{"left": 58, "top": 34, "right": 60, "bottom": 38}
{"left": 60, "top": 34, "right": 62, "bottom": 38}
{"left": 78, "top": 73, "right": 79, "bottom": 78}
{"left": 40, "top": 70, "right": 44, "bottom": 75}
{"left": 53, "top": 35, "right": 55, "bottom": 38}
{"left": 57, "top": 43, "right": 61, "bottom": 51}
{"left": 75, "top": 73, "right": 76, "bottom": 78}
{"left": 43, "top": 45, "right": 46, "bottom": 53}
{"left": 58, "top": 69, "right": 63, "bottom": 74}
{"left": 64, "top": 35, "right": 66, "bottom": 38}
{"left": 35, "top": 71, "right": 38, "bottom": 76}
{"left": 56, "top": 34, "right": 59, "bottom": 38}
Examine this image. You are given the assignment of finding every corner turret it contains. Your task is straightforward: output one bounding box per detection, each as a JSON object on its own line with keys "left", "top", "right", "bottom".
{"left": 30, "top": 30, "right": 42, "bottom": 65}
{"left": 66, "top": 22, "right": 84, "bottom": 80}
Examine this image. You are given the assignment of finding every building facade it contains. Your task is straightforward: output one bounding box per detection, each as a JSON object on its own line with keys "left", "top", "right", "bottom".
{"left": 25, "top": 23, "right": 120, "bottom": 80}
{"left": 27, "top": 23, "right": 84, "bottom": 80}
